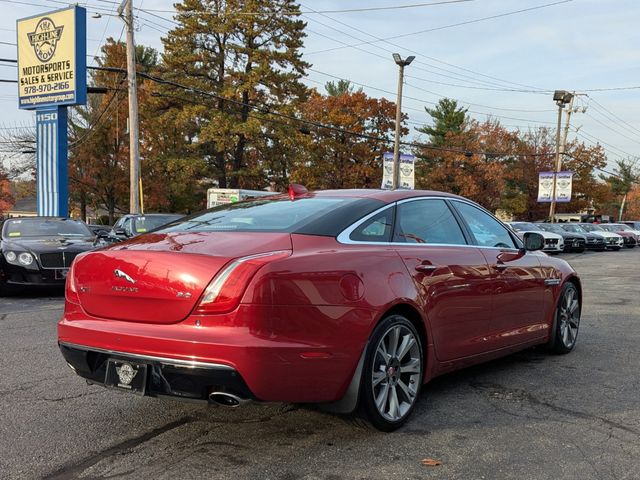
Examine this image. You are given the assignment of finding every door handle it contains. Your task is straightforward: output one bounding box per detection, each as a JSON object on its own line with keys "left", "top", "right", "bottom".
{"left": 415, "top": 264, "right": 438, "bottom": 273}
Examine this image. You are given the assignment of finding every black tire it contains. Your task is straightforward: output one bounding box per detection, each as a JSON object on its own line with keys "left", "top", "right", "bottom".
{"left": 358, "top": 314, "right": 424, "bottom": 431}
{"left": 548, "top": 282, "right": 581, "bottom": 354}
{"left": 574, "top": 246, "right": 585, "bottom": 253}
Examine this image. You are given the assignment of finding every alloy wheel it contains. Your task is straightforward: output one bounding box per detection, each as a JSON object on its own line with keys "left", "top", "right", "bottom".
{"left": 371, "top": 324, "right": 422, "bottom": 422}
{"left": 558, "top": 286, "right": 580, "bottom": 349}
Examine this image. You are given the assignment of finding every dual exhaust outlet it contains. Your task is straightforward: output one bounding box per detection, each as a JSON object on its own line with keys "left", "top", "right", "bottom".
{"left": 208, "top": 391, "right": 249, "bottom": 407}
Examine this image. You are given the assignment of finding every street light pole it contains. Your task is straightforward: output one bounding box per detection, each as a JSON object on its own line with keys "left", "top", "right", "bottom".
{"left": 118, "top": 0, "right": 141, "bottom": 214}
{"left": 392, "top": 54, "right": 415, "bottom": 190}
{"left": 549, "top": 90, "right": 573, "bottom": 223}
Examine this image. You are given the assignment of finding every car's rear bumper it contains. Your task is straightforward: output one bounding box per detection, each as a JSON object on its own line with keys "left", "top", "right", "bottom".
{"left": 58, "top": 303, "right": 374, "bottom": 404}
{"left": 59, "top": 342, "right": 254, "bottom": 402}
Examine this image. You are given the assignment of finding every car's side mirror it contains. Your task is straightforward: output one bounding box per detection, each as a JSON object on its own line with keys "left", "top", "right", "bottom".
{"left": 114, "top": 228, "right": 127, "bottom": 236}
{"left": 523, "top": 232, "right": 544, "bottom": 251}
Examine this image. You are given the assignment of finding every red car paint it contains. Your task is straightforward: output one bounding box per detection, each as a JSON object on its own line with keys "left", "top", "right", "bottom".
{"left": 58, "top": 189, "right": 580, "bottom": 406}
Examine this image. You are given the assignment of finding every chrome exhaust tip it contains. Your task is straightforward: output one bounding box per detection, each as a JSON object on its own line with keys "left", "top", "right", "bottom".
{"left": 208, "top": 391, "right": 246, "bottom": 407}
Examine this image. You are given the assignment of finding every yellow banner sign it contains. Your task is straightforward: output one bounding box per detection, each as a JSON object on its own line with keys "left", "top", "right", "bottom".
{"left": 17, "top": 6, "right": 86, "bottom": 109}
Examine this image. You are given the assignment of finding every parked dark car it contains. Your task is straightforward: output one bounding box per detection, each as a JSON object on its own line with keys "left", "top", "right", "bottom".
{"left": 1, "top": 217, "right": 101, "bottom": 294}
{"left": 536, "top": 223, "right": 586, "bottom": 252}
{"left": 559, "top": 223, "right": 606, "bottom": 251}
{"left": 577, "top": 223, "right": 624, "bottom": 250}
{"left": 109, "top": 214, "right": 183, "bottom": 240}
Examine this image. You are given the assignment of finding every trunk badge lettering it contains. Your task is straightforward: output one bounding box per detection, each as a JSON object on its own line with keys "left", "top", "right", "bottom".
{"left": 114, "top": 269, "right": 136, "bottom": 284}
{"left": 112, "top": 286, "right": 139, "bottom": 293}
{"left": 176, "top": 292, "right": 192, "bottom": 299}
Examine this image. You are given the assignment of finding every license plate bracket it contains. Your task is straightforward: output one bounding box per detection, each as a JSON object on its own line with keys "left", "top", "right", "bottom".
{"left": 55, "top": 269, "right": 69, "bottom": 280}
{"left": 105, "top": 359, "right": 148, "bottom": 395}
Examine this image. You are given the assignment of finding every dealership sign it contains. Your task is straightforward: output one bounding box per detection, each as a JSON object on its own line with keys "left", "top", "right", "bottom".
{"left": 381, "top": 152, "right": 415, "bottom": 190}
{"left": 537, "top": 171, "right": 573, "bottom": 203}
{"left": 17, "top": 6, "right": 86, "bottom": 109}
{"left": 17, "top": 6, "right": 86, "bottom": 217}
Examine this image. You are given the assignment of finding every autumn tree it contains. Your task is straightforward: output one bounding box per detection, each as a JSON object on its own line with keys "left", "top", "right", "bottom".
{"left": 0, "top": 164, "right": 13, "bottom": 215}
{"left": 158, "top": 0, "right": 309, "bottom": 189}
{"left": 415, "top": 119, "right": 519, "bottom": 211}
{"left": 623, "top": 185, "right": 640, "bottom": 219}
{"left": 290, "top": 88, "right": 404, "bottom": 189}
{"left": 600, "top": 159, "right": 640, "bottom": 220}
{"left": 69, "top": 39, "right": 158, "bottom": 222}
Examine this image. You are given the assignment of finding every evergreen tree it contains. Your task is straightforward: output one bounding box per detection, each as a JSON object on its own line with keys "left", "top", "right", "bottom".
{"left": 159, "top": 0, "right": 310, "bottom": 188}
{"left": 325, "top": 80, "right": 354, "bottom": 96}
{"left": 417, "top": 98, "right": 468, "bottom": 146}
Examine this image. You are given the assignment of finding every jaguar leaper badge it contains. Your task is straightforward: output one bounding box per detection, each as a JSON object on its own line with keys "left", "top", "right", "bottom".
{"left": 27, "top": 17, "right": 64, "bottom": 63}
{"left": 115, "top": 363, "right": 137, "bottom": 386}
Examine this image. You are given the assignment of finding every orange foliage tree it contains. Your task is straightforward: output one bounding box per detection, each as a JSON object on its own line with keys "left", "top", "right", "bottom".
{"left": 0, "top": 166, "right": 13, "bottom": 215}
{"left": 291, "top": 85, "right": 405, "bottom": 189}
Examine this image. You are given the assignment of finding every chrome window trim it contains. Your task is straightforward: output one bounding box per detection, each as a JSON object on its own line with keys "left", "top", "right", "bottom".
{"left": 59, "top": 341, "right": 234, "bottom": 370}
{"left": 336, "top": 196, "right": 522, "bottom": 252}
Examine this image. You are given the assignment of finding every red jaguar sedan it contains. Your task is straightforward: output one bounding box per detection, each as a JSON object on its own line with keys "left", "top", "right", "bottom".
{"left": 58, "top": 188, "right": 582, "bottom": 431}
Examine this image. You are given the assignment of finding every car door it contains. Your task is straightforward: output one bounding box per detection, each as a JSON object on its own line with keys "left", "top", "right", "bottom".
{"left": 391, "top": 198, "right": 494, "bottom": 361}
{"left": 450, "top": 200, "right": 547, "bottom": 348}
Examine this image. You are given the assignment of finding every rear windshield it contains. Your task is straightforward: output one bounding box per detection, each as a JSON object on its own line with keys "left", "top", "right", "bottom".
{"left": 133, "top": 215, "right": 182, "bottom": 234}
{"left": 2, "top": 218, "right": 92, "bottom": 238}
{"left": 157, "top": 196, "right": 384, "bottom": 236}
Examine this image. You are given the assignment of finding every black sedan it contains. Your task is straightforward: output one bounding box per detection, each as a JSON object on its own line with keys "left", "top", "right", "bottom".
{"left": 559, "top": 223, "right": 606, "bottom": 251}
{"left": 536, "top": 223, "right": 586, "bottom": 252}
{"left": 0, "top": 217, "right": 101, "bottom": 294}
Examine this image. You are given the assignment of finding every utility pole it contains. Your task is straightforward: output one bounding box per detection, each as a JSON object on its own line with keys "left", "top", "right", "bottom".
{"left": 118, "top": 0, "right": 141, "bottom": 214}
{"left": 549, "top": 91, "right": 574, "bottom": 223}
{"left": 391, "top": 53, "right": 414, "bottom": 190}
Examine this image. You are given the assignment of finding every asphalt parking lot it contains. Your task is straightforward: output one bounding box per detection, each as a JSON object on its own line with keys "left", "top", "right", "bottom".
{"left": 1, "top": 248, "right": 639, "bottom": 480}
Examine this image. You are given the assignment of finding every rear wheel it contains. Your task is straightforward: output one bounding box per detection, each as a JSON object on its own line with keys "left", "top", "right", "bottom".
{"left": 358, "top": 315, "right": 423, "bottom": 431}
{"left": 548, "top": 283, "right": 581, "bottom": 354}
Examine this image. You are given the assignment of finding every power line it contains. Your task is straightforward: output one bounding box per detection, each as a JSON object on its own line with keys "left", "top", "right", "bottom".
{"left": 307, "top": 68, "right": 557, "bottom": 125}
{"left": 584, "top": 112, "right": 640, "bottom": 148}
{"left": 300, "top": 2, "right": 548, "bottom": 94}
{"left": 88, "top": 64, "right": 559, "bottom": 159}
{"left": 587, "top": 96, "right": 640, "bottom": 138}
{"left": 307, "top": 0, "right": 575, "bottom": 55}
{"left": 119, "top": 0, "right": 474, "bottom": 15}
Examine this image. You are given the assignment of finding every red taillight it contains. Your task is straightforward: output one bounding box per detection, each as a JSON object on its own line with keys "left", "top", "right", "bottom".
{"left": 194, "top": 250, "right": 290, "bottom": 315}
{"left": 65, "top": 262, "right": 80, "bottom": 305}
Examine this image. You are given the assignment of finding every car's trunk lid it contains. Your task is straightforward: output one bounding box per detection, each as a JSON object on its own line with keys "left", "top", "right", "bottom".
{"left": 73, "top": 232, "right": 292, "bottom": 323}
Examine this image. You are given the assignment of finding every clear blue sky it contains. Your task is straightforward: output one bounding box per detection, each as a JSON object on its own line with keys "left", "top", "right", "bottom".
{"left": 1, "top": 0, "right": 639, "bottom": 171}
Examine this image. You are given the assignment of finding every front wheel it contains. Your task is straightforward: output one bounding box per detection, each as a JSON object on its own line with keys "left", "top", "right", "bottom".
{"left": 548, "top": 282, "right": 581, "bottom": 354}
{"left": 358, "top": 315, "right": 424, "bottom": 431}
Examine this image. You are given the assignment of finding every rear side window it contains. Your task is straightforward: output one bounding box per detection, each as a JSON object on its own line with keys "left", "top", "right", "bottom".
{"left": 393, "top": 199, "right": 467, "bottom": 245}
{"left": 452, "top": 201, "right": 517, "bottom": 249}
{"left": 158, "top": 196, "right": 384, "bottom": 236}
{"left": 350, "top": 208, "right": 394, "bottom": 242}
